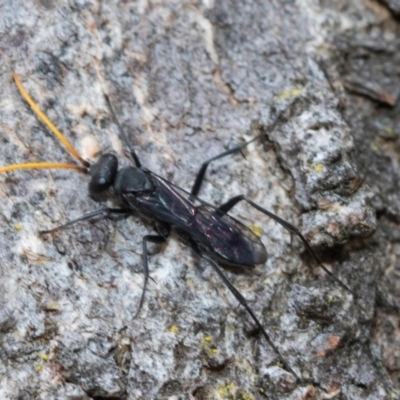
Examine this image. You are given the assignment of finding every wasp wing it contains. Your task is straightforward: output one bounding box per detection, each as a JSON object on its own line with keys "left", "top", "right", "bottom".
{"left": 135, "top": 172, "right": 267, "bottom": 267}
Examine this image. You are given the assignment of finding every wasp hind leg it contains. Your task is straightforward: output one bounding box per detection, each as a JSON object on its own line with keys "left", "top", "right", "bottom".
{"left": 217, "top": 195, "right": 356, "bottom": 296}
{"left": 202, "top": 255, "right": 301, "bottom": 382}
{"left": 189, "top": 237, "right": 300, "bottom": 381}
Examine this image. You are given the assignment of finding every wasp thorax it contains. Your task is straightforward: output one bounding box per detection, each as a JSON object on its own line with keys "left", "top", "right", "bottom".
{"left": 114, "top": 167, "right": 154, "bottom": 195}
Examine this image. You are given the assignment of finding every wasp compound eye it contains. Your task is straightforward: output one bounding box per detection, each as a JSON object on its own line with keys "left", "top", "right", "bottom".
{"left": 89, "top": 153, "right": 118, "bottom": 194}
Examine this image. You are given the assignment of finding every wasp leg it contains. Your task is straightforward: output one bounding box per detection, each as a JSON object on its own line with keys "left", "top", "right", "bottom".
{"left": 134, "top": 231, "right": 170, "bottom": 319}
{"left": 218, "top": 195, "right": 356, "bottom": 297}
{"left": 190, "top": 142, "right": 254, "bottom": 197}
{"left": 190, "top": 114, "right": 283, "bottom": 197}
{"left": 202, "top": 255, "right": 301, "bottom": 382}
{"left": 39, "top": 208, "right": 133, "bottom": 234}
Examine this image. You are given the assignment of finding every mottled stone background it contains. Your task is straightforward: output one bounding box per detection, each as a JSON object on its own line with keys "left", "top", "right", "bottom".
{"left": 0, "top": 0, "right": 399, "bottom": 399}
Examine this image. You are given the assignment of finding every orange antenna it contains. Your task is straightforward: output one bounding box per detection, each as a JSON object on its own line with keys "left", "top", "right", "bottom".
{"left": 0, "top": 162, "right": 88, "bottom": 175}
{"left": 12, "top": 72, "right": 90, "bottom": 168}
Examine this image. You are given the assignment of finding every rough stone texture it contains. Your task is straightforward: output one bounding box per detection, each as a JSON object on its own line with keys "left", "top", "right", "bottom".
{"left": 380, "top": 0, "right": 400, "bottom": 15}
{"left": 0, "top": 0, "right": 398, "bottom": 399}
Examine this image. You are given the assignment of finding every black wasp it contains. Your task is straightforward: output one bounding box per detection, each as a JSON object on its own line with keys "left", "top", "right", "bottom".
{"left": 2, "top": 72, "right": 355, "bottom": 382}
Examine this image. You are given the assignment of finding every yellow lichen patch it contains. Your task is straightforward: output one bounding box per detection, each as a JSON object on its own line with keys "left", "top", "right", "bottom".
{"left": 259, "top": 380, "right": 270, "bottom": 395}
{"left": 38, "top": 353, "right": 49, "bottom": 361}
{"left": 206, "top": 347, "right": 218, "bottom": 357}
{"left": 384, "top": 127, "right": 394, "bottom": 136}
{"left": 327, "top": 295, "right": 334, "bottom": 304}
{"left": 241, "top": 392, "right": 255, "bottom": 400}
{"left": 34, "top": 364, "right": 42, "bottom": 372}
{"left": 200, "top": 335, "right": 218, "bottom": 357}
{"left": 217, "top": 382, "right": 236, "bottom": 397}
{"left": 370, "top": 141, "right": 380, "bottom": 152}
{"left": 276, "top": 87, "right": 303, "bottom": 100}
{"left": 169, "top": 325, "right": 179, "bottom": 333}
{"left": 273, "top": 312, "right": 280, "bottom": 318}
{"left": 248, "top": 222, "right": 263, "bottom": 237}
{"left": 310, "top": 163, "right": 325, "bottom": 173}
{"left": 209, "top": 348, "right": 218, "bottom": 356}
{"left": 204, "top": 335, "right": 213, "bottom": 343}
{"left": 13, "top": 224, "right": 22, "bottom": 231}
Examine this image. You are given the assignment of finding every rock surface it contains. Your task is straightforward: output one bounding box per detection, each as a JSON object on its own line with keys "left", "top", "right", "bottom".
{"left": 0, "top": 0, "right": 398, "bottom": 399}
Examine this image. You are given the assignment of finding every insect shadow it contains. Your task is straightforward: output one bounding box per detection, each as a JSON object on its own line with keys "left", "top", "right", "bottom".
{"left": 2, "top": 72, "right": 356, "bottom": 383}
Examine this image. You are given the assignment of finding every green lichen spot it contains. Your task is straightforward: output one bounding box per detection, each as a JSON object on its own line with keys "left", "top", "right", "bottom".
{"left": 248, "top": 222, "right": 263, "bottom": 237}
{"left": 38, "top": 353, "right": 49, "bottom": 361}
{"left": 315, "top": 163, "right": 325, "bottom": 173}
{"left": 276, "top": 88, "right": 303, "bottom": 100}
{"left": 241, "top": 393, "right": 255, "bottom": 400}
{"left": 384, "top": 127, "right": 394, "bottom": 136}
{"left": 218, "top": 382, "right": 235, "bottom": 397}
{"left": 200, "top": 335, "right": 218, "bottom": 357}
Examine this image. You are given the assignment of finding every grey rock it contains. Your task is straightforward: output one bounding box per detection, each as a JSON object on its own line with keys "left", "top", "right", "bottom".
{"left": 0, "top": 0, "right": 398, "bottom": 399}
